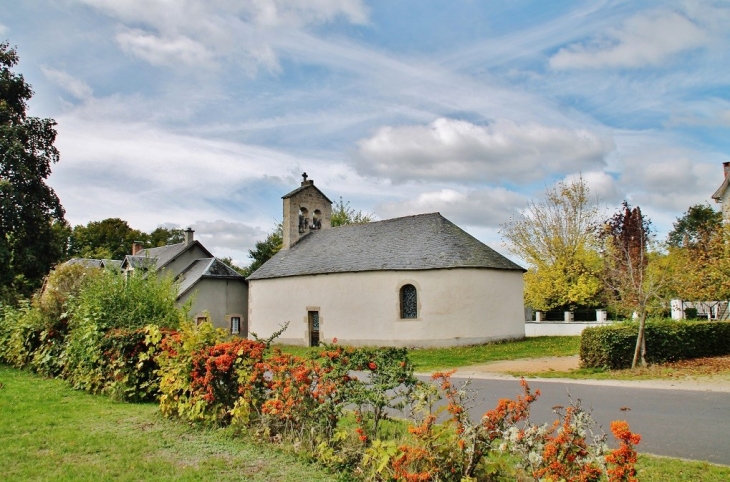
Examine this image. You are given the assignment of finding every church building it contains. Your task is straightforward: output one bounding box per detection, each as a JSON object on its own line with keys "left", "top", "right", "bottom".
{"left": 246, "top": 175, "right": 526, "bottom": 347}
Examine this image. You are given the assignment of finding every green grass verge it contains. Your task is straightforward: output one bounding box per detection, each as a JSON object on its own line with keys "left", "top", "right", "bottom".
{"left": 0, "top": 365, "right": 337, "bottom": 482}
{"left": 276, "top": 336, "right": 581, "bottom": 372}
{"left": 637, "top": 455, "right": 730, "bottom": 481}
{"left": 1, "top": 365, "right": 728, "bottom": 480}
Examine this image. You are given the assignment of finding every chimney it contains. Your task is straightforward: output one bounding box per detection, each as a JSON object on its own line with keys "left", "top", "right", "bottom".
{"left": 724, "top": 161, "right": 730, "bottom": 179}
{"left": 184, "top": 227, "right": 195, "bottom": 245}
{"left": 132, "top": 241, "right": 144, "bottom": 255}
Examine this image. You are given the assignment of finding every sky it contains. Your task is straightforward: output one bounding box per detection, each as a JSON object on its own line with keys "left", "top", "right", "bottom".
{"left": 2, "top": 0, "right": 729, "bottom": 266}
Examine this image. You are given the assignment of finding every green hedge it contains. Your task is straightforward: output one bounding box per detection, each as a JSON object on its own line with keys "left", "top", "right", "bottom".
{"left": 580, "top": 320, "right": 730, "bottom": 369}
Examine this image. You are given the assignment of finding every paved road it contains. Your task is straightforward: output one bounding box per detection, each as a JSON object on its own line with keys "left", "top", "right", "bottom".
{"left": 444, "top": 376, "right": 730, "bottom": 466}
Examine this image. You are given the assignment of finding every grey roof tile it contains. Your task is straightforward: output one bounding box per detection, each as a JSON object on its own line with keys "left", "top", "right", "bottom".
{"left": 247, "top": 212, "right": 524, "bottom": 280}
{"left": 64, "top": 258, "right": 103, "bottom": 268}
{"left": 712, "top": 177, "right": 728, "bottom": 201}
{"left": 101, "top": 259, "right": 122, "bottom": 269}
{"left": 282, "top": 183, "right": 333, "bottom": 203}
{"left": 177, "top": 258, "right": 245, "bottom": 296}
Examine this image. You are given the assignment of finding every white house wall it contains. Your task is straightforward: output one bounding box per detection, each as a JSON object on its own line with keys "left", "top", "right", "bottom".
{"left": 248, "top": 268, "right": 525, "bottom": 347}
{"left": 179, "top": 278, "right": 248, "bottom": 335}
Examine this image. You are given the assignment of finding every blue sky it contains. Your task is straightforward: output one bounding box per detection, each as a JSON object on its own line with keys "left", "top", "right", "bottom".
{"left": 2, "top": 0, "right": 729, "bottom": 265}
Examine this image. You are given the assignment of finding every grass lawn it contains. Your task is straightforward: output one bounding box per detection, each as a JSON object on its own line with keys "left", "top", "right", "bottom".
{"left": 1, "top": 365, "right": 729, "bottom": 480}
{"left": 275, "top": 336, "right": 582, "bottom": 372}
{"left": 0, "top": 365, "right": 336, "bottom": 482}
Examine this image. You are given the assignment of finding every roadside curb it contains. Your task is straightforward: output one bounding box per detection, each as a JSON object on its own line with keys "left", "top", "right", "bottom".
{"left": 423, "top": 371, "right": 730, "bottom": 393}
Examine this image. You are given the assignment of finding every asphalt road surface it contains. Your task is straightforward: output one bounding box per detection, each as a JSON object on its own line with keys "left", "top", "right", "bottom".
{"left": 445, "top": 376, "right": 730, "bottom": 466}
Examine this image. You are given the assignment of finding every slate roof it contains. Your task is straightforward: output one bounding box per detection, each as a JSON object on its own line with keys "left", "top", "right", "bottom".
{"left": 282, "top": 182, "right": 333, "bottom": 204}
{"left": 65, "top": 258, "right": 104, "bottom": 268}
{"left": 64, "top": 258, "right": 123, "bottom": 270}
{"left": 712, "top": 177, "right": 728, "bottom": 202}
{"left": 247, "top": 212, "right": 524, "bottom": 280}
{"left": 120, "top": 241, "right": 213, "bottom": 271}
{"left": 177, "top": 258, "right": 245, "bottom": 296}
{"left": 101, "top": 259, "right": 122, "bottom": 269}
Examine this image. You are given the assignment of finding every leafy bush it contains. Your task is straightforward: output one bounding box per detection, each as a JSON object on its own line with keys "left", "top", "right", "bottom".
{"left": 0, "top": 263, "right": 101, "bottom": 375}
{"left": 581, "top": 319, "right": 730, "bottom": 369}
{"left": 63, "top": 269, "right": 184, "bottom": 394}
{"left": 100, "top": 325, "right": 175, "bottom": 402}
{"left": 0, "top": 302, "right": 44, "bottom": 368}
{"left": 157, "top": 321, "right": 233, "bottom": 422}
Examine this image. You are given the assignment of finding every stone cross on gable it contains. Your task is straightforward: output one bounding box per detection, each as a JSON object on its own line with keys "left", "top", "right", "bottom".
{"left": 302, "top": 172, "right": 308, "bottom": 183}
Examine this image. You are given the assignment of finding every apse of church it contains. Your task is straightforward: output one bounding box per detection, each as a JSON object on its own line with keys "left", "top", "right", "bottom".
{"left": 282, "top": 173, "right": 333, "bottom": 249}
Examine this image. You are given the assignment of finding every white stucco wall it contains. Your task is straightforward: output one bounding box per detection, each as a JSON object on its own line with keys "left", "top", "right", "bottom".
{"left": 525, "top": 321, "right": 613, "bottom": 337}
{"left": 248, "top": 268, "right": 525, "bottom": 347}
{"left": 179, "top": 278, "right": 248, "bottom": 335}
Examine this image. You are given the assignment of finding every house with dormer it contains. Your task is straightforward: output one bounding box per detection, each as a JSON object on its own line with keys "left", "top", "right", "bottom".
{"left": 121, "top": 229, "right": 247, "bottom": 335}
{"left": 246, "top": 175, "right": 526, "bottom": 347}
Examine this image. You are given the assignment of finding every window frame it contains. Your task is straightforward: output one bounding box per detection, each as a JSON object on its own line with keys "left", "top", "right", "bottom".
{"left": 399, "top": 283, "right": 418, "bottom": 319}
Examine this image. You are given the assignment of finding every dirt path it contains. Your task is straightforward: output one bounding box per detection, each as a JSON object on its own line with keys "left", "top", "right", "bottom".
{"left": 455, "top": 355, "right": 581, "bottom": 375}
{"left": 440, "top": 355, "right": 730, "bottom": 392}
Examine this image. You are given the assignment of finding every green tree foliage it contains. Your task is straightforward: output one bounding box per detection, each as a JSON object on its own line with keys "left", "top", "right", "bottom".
{"left": 68, "top": 219, "right": 185, "bottom": 260}
{"left": 331, "top": 196, "right": 374, "bottom": 227}
{"left": 241, "top": 224, "right": 283, "bottom": 277}
{"left": 0, "top": 42, "right": 67, "bottom": 301}
{"left": 501, "top": 176, "right": 603, "bottom": 311}
{"left": 667, "top": 203, "right": 722, "bottom": 249}
{"left": 69, "top": 218, "right": 145, "bottom": 260}
{"left": 147, "top": 226, "right": 184, "bottom": 247}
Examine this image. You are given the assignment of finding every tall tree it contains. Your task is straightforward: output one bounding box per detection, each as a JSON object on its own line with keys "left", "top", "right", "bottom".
{"left": 670, "top": 224, "right": 730, "bottom": 304}
{"left": 501, "top": 176, "right": 603, "bottom": 311}
{"left": 667, "top": 204, "right": 722, "bottom": 249}
{"left": 0, "top": 42, "right": 66, "bottom": 301}
{"left": 68, "top": 218, "right": 145, "bottom": 260}
{"left": 601, "top": 202, "right": 665, "bottom": 368}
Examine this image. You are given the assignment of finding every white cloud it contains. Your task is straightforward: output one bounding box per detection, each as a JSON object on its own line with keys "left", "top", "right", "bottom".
{"left": 79, "top": 0, "right": 368, "bottom": 71}
{"left": 354, "top": 118, "right": 613, "bottom": 183}
{"left": 0, "top": 23, "right": 7, "bottom": 36}
{"left": 563, "top": 170, "right": 623, "bottom": 205}
{"left": 550, "top": 10, "right": 709, "bottom": 69}
{"left": 618, "top": 152, "right": 719, "bottom": 217}
{"left": 376, "top": 187, "right": 526, "bottom": 228}
{"left": 668, "top": 107, "right": 730, "bottom": 127}
{"left": 242, "top": 0, "right": 368, "bottom": 27}
{"left": 192, "top": 220, "right": 267, "bottom": 250}
{"left": 116, "top": 28, "right": 214, "bottom": 68}
{"left": 40, "top": 67, "right": 93, "bottom": 100}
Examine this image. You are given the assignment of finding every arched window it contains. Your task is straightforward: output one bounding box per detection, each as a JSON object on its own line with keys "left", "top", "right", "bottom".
{"left": 400, "top": 284, "right": 417, "bottom": 319}
{"left": 299, "top": 207, "right": 309, "bottom": 233}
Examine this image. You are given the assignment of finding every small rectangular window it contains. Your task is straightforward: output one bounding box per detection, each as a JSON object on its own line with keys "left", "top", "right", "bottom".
{"left": 196, "top": 316, "right": 207, "bottom": 326}
{"left": 231, "top": 316, "right": 241, "bottom": 335}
